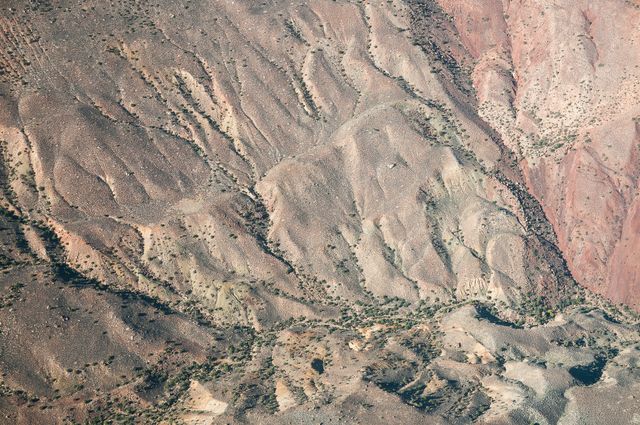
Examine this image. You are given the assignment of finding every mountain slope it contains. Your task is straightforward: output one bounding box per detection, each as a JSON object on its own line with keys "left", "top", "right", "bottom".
{"left": 439, "top": 0, "right": 640, "bottom": 309}
{"left": 0, "top": 0, "right": 638, "bottom": 424}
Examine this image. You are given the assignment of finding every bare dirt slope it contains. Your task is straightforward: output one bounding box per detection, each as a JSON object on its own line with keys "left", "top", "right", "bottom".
{"left": 0, "top": 0, "right": 638, "bottom": 424}
{"left": 438, "top": 0, "right": 640, "bottom": 309}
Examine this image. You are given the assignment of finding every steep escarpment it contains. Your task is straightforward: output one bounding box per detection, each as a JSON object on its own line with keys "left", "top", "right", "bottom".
{"left": 438, "top": 0, "right": 640, "bottom": 309}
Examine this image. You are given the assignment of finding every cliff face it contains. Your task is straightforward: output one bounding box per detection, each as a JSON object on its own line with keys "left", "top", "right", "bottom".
{"left": 438, "top": 0, "right": 640, "bottom": 309}
{"left": 0, "top": 0, "right": 639, "bottom": 423}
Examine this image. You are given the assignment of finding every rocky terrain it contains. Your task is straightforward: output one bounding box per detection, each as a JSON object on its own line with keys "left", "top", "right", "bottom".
{"left": 441, "top": 0, "right": 640, "bottom": 310}
{"left": 0, "top": 0, "right": 638, "bottom": 424}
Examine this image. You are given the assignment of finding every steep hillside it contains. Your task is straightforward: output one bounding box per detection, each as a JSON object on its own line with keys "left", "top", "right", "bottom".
{"left": 438, "top": 0, "right": 640, "bottom": 309}
{"left": 0, "top": 0, "right": 638, "bottom": 424}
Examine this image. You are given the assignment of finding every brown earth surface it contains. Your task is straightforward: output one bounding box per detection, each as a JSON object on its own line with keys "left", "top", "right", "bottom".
{"left": 0, "top": 0, "right": 639, "bottom": 424}
{"left": 438, "top": 0, "right": 640, "bottom": 309}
